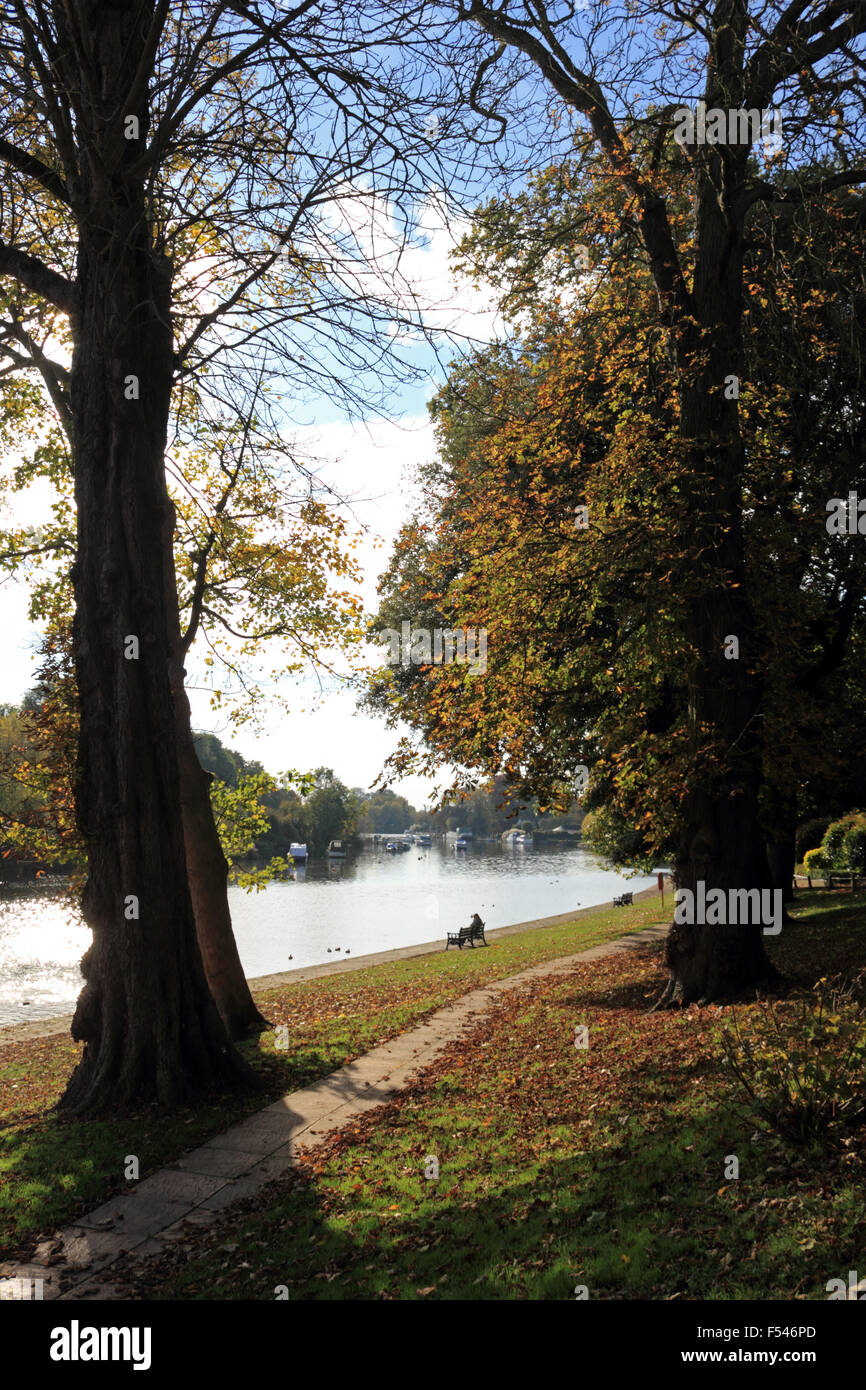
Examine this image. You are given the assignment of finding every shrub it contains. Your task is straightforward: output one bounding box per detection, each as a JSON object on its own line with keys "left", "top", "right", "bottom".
{"left": 821, "top": 813, "right": 861, "bottom": 870}
{"left": 795, "top": 818, "right": 831, "bottom": 861}
{"left": 813, "top": 811, "right": 866, "bottom": 874}
{"left": 721, "top": 973, "right": 866, "bottom": 1142}
{"left": 803, "top": 847, "right": 827, "bottom": 879}
{"left": 842, "top": 822, "right": 866, "bottom": 874}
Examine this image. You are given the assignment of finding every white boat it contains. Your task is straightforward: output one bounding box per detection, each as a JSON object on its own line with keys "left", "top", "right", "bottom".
{"left": 327, "top": 840, "right": 347, "bottom": 857}
{"left": 289, "top": 842, "right": 307, "bottom": 861}
{"left": 416, "top": 833, "right": 432, "bottom": 847}
{"left": 454, "top": 836, "right": 469, "bottom": 850}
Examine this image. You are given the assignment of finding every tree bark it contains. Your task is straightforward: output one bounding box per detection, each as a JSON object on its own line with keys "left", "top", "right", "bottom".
{"left": 164, "top": 560, "right": 270, "bottom": 1039}
{"left": 765, "top": 796, "right": 797, "bottom": 906}
{"left": 57, "top": 1, "right": 258, "bottom": 1114}
{"left": 657, "top": 39, "right": 779, "bottom": 1004}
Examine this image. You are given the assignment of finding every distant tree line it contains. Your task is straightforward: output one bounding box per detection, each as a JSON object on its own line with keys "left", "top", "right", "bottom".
{"left": 355, "top": 774, "right": 586, "bottom": 838}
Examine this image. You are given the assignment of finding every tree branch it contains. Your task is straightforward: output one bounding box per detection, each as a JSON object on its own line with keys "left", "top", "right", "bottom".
{"left": 0, "top": 137, "right": 71, "bottom": 205}
{"left": 0, "top": 239, "right": 77, "bottom": 318}
{"left": 461, "top": 2, "right": 693, "bottom": 325}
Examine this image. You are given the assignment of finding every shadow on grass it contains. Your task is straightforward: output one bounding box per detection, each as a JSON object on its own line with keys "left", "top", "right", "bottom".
{"left": 126, "top": 1087, "right": 855, "bottom": 1303}
{"left": 0, "top": 1040, "right": 349, "bottom": 1257}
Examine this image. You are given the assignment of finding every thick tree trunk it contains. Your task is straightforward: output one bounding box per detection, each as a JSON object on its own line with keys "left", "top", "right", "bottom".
{"left": 657, "top": 70, "right": 779, "bottom": 1004}
{"left": 165, "top": 581, "right": 270, "bottom": 1039}
{"left": 57, "top": 3, "right": 258, "bottom": 1114}
{"left": 766, "top": 822, "right": 797, "bottom": 906}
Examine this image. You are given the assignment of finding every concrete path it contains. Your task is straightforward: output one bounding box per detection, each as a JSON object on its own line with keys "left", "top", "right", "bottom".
{"left": 0, "top": 920, "right": 669, "bottom": 1302}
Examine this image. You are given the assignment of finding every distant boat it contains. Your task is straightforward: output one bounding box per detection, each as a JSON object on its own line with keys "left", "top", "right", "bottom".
{"left": 385, "top": 841, "right": 399, "bottom": 853}
{"left": 454, "top": 836, "right": 469, "bottom": 850}
{"left": 289, "top": 843, "right": 307, "bottom": 861}
{"left": 327, "top": 840, "right": 347, "bottom": 857}
{"left": 416, "top": 833, "right": 432, "bottom": 847}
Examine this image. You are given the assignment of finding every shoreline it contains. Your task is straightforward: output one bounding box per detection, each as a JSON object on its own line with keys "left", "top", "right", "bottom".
{"left": 0, "top": 883, "right": 666, "bottom": 1046}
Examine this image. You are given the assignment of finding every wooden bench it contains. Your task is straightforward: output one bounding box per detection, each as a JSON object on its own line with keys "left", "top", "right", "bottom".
{"left": 612, "top": 892, "right": 633, "bottom": 907}
{"left": 446, "top": 920, "right": 488, "bottom": 950}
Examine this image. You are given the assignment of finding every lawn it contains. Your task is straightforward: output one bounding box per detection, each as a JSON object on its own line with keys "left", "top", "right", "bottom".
{"left": 104, "top": 888, "right": 866, "bottom": 1301}
{"left": 0, "top": 891, "right": 664, "bottom": 1258}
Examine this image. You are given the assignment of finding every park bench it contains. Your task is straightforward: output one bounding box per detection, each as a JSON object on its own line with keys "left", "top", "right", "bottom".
{"left": 445, "top": 920, "right": 488, "bottom": 950}
{"left": 612, "top": 892, "right": 633, "bottom": 907}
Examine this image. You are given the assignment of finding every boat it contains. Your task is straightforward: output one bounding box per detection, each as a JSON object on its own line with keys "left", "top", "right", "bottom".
{"left": 416, "top": 833, "right": 432, "bottom": 847}
{"left": 327, "top": 840, "right": 347, "bottom": 857}
{"left": 447, "top": 822, "right": 475, "bottom": 845}
{"left": 385, "top": 841, "right": 399, "bottom": 854}
{"left": 289, "top": 842, "right": 307, "bottom": 862}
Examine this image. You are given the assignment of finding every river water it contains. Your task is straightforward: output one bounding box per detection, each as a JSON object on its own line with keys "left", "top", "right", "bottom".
{"left": 0, "top": 841, "right": 656, "bottom": 1026}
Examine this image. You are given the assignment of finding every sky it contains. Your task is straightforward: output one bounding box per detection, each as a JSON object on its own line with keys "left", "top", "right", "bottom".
{"left": 0, "top": 191, "right": 505, "bottom": 813}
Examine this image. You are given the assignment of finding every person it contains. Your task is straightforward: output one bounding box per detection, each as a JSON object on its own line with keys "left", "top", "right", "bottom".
{"left": 470, "top": 912, "right": 485, "bottom": 932}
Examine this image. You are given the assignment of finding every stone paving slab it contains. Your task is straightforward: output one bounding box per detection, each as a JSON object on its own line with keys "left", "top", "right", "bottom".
{"left": 173, "top": 1147, "right": 265, "bottom": 1179}
{"left": 133, "top": 1171, "right": 228, "bottom": 1205}
{"left": 8, "top": 921, "right": 668, "bottom": 1300}
{"left": 0, "top": 1262, "right": 62, "bottom": 1299}
{"left": 73, "top": 1194, "right": 194, "bottom": 1240}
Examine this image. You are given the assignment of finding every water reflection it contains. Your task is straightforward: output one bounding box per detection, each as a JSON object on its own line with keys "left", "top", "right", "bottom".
{"left": 0, "top": 843, "right": 654, "bottom": 1026}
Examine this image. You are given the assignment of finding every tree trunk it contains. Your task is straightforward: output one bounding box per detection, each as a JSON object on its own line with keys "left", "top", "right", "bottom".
{"left": 165, "top": 576, "right": 270, "bottom": 1039}
{"left": 57, "top": 3, "right": 258, "bottom": 1114}
{"left": 766, "top": 821, "right": 797, "bottom": 906}
{"left": 657, "top": 72, "right": 779, "bottom": 1004}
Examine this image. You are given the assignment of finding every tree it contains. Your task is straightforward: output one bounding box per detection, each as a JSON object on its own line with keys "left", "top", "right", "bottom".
{"left": 0, "top": 378, "right": 365, "bottom": 1037}
{"left": 368, "top": 133, "right": 866, "bottom": 1002}
{"left": 356, "top": 788, "right": 417, "bottom": 833}
{"left": 435, "top": 1, "right": 866, "bottom": 1002}
{"left": 304, "top": 768, "right": 359, "bottom": 851}
{"left": 0, "top": 0, "right": 498, "bottom": 1111}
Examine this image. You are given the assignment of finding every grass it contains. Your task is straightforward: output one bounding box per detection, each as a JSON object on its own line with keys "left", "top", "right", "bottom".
{"left": 102, "top": 888, "right": 866, "bottom": 1301}
{"left": 0, "top": 891, "right": 664, "bottom": 1258}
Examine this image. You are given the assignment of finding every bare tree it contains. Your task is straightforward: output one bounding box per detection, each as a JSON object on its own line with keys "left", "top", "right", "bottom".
{"left": 0, "top": 0, "right": 501, "bottom": 1111}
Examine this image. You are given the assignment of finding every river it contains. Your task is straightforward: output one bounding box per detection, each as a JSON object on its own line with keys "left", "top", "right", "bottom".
{"left": 0, "top": 841, "right": 656, "bottom": 1025}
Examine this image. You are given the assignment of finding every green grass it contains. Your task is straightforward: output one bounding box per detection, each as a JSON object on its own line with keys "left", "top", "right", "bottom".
{"left": 103, "top": 890, "right": 866, "bottom": 1301}
{"left": 0, "top": 892, "right": 664, "bottom": 1257}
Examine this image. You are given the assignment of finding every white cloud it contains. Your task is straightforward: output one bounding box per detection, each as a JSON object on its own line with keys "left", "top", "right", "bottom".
{"left": 186, "top": 412, "right": 455, "bottom": 807}
{"left": 312, "top": 183, "right": 505, "bottom": 347}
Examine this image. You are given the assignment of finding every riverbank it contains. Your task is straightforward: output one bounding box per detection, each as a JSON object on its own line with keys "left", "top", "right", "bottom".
{"left": 120, "top": 887, "right": 866, "bottom": 1303}
{"left": 0, "top": 890, "right": 667, "bottom": 1258}
{"left": 0, "top": 884, "right": 664, "bottom": 1047}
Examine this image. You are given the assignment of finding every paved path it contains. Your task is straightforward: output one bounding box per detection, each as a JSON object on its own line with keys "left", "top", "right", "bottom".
{"left": 0, "top": 919, "right": 669, "bottom": 1302}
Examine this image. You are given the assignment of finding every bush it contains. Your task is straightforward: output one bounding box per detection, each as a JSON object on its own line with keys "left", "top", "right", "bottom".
{"left": 795, "top": 818, "right": 831, "bottom": 861}
{"left": 842, "top": 823, "right": 866, "bottom": 874}
{"left": 721, "top": 973, "right": 866, "bottom": 1142}
{"left": 803, "top": 847, "right": 827, "bottom": 879}
{"left": 822, "top": 813, "right": 861, "bottom": 870}
{"left": 813, "top": 811, "right": 866, "bottom": 874}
